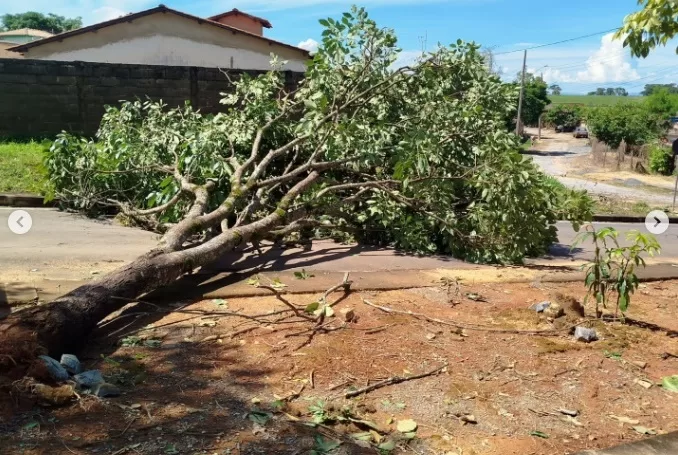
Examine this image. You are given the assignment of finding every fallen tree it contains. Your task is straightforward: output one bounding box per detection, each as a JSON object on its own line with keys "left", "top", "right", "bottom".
{"left": 0, "top": 8, "right": 591, "bottom": 374}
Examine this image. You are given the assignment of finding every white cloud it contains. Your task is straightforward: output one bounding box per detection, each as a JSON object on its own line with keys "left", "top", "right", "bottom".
{"left": 92, "top": 6, "right": 128, "bottom": 22}
{"left": 391, "top": 50, "right": 423, "bottom": 69}
{"left": 493, "top": 32, "right": 668, "bottom": 93}
{"left": 573, "top": 33, "right": 638, "bottom": 83}
{"left": 521, "top": 34, "right": 639, "bottom": 84}
{"left": 297, "top": 38, "right": 319, "bottom": 54}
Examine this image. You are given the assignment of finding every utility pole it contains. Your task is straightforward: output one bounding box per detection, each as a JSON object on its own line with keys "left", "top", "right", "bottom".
{"left": 515, "top": 49, "right": 527, "bottom": 136}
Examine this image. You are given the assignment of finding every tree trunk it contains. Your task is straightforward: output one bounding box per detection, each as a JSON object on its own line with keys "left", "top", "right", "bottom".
{"left": 0, "top": 172, "right": 317, "bottom": 377}
{"left": 0, "top": 248, "right": 195, "bottom": 376}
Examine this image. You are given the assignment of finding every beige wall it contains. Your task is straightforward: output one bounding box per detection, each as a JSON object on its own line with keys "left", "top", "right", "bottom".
{"left": 0, "top": 42, "right": 23, "bottom": 59}
{"left": 22, "top": 12, "right": 307, "bottom": 71}
{"left": 214, "top": 15, "right": 263, "bottom": 36}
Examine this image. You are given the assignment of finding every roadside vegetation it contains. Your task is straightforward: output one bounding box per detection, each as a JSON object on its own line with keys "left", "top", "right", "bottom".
{"left": 550, "top": 95, "right": 644, "bottom": 106}
{"left": 0, "top": 140, "right": 51, "bottom": 194}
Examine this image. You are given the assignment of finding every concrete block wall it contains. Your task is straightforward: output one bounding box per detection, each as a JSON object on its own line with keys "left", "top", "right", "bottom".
{"left": 0, "top": 59, "right": 304, "bottom": 138}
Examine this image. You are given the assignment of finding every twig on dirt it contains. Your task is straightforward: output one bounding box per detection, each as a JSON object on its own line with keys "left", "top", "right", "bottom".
{"left": 554, "top": 368, "right": 578, "bottom": 377}
{"left": 662, "top": 352, "right": 678, "bottom": 360}
{"left": 340, "top": 364, "right": 447, "bottom": 399}
{"left": 310, "top": 370, "right": 315, "bottom": 389}
{"left": 257, "top": 284, "right": 315, "bottom": 321}
{"left": 230, "top": 326, "right": 261, "bottom": 338}
{"left": 326, "top": 272, "right": 353, "bottom": 306}
{"left": 0, "top": 354, "right": 17, "bottom": 366}
{"left": 328, "top": 380, "right": 352, "bottom": 391}
{"left": 528, "top": 408, "right": 558, "bottom": 417}
{"left": 51, "top": 421, "right": 80, "bottom": 455}
{"left": 281, "top": 384, "right": 306, "bottom": 402}
{"left": 117, "top": 417, "right": 137, "bottom": 437}
{"left": 361, "top": 298, "right": 583, "bottom": 335}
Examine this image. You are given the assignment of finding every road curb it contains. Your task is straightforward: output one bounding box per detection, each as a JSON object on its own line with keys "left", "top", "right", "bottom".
{"left": 575, "top": 431, "right": 678, "bottom": 454}
{"left": 0, "top": 193, "right": 56, "bottom": 207}
{"left": 4, "top": 263, "right": 678, "bottom": 305}
{"left": 592, "top": 214, "right": 678, "bottom": 223}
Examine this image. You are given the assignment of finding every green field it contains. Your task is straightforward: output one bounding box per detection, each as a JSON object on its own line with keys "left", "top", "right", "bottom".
{"left": 0, "top": 141, "right": 51, "bottom": 194}
{"left": 550, "top": 95, "right": 645, "bottom": 106}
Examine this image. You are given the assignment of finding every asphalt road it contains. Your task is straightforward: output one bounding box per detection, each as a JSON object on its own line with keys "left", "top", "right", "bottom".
{"left": 1, "top": 208, "right": 678, "bottom": 279}
{"left": 549, "top": 221, "right": 678, "bottom": 261}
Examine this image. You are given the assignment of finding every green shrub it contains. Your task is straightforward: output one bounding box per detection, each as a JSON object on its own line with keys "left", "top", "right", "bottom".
{"left": 544, "top": 105, "right": 583, "bottom": 130}
{"left": 648, "top": 144, "right": 675, "bottom": 175}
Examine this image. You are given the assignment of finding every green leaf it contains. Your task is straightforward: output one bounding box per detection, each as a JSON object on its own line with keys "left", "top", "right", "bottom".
{"left": 247, "top": 410, "right": 272, "bottom": 425}
{"left": 530, "top": 430, "right": 549, "bottom": 439}
{"left": 377, "top": 439, "right": 397, "bottom": 451}
{"left": 662, "top": 375, "right": 678, "bottom": 393}
{"left": 350, "top": 432, "right": 373, "bottom": 441}
{"left": 212, "top": 298, "right": 228, "bottom": 307}
{"left": 305, "top": 302, "right": 320, "bottom": 314}
{"left": 294, "top": 269, "right": 315, "bottom": 280}
{"left": 618, "top": 293, "right": 629, "bottom": 312}
{"left": 271, "top": 277, "right": 288, "bottom": 290}
{"left": 22, "top": 421, "right": 39, "bottom": 431}
{"left": 247, "top": 276, "right": 261, "bottom": 287}
{"left": 313, "top": 434, "right": 341, "bottom": 453}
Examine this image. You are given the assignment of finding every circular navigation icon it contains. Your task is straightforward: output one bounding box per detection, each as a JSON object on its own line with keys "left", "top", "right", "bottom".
{"left": 8, "top": 210, "right": 32, "bottom": 235}
{"left": 645, "top": 210, "right": 669, "bottom": 235}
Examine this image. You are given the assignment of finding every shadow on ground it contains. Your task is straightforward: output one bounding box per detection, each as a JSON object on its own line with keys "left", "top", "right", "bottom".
{"left": 0, "top": 296, "right": 376, "bottom": 454}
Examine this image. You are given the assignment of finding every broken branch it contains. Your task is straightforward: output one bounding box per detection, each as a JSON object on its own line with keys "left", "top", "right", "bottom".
{"left": 341, "top": 364, "right": 447, "bottom": 399}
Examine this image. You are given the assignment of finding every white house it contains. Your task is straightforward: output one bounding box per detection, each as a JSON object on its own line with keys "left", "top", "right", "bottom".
{"left": 8, "top": 6, "right": 310, "bottom": 72}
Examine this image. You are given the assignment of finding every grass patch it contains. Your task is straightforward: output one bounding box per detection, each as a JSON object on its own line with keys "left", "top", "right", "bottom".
{"left": 592, "top": 196, "right": 667, "bottom": 216}
{"left": 550, "top": 95, "right": 645, "bottom": 107}
{"left": 0, "top": 140, "right": 50, "bottom": 194}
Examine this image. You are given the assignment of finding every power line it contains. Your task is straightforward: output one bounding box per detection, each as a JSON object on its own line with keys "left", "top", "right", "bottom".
{"left": 494, "top": 27, "right": 621, "bottom": 55}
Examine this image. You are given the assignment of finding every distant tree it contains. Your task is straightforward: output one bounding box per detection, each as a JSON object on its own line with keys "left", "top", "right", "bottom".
{"left": 0, "top": 12, "right": 82, "bottom": 34}
{"left": 587, "top": 103, "right": 662, "bottom": 149}
{"left": 596, "top": 88, "right": 606, "bottom": 96}
{"left": 641, "top": 84, "right": 678, "bottom": 96}
{"left": 544, "top": 105, "right": 582, "bottom": 130}
{"left": 645, "top": 87, "right": 678, "bottom": 119}
{"left": 605, "top": 87, "right": 616, "bottom": 96}
{"left": 549, "top": 84, "right": 562, "bottom": 96}
{"left": 587, "top": 91, "right": 596, "bottom": 96}
{"left": 511, "top": 73, "right": 550, "bottom": 126}
{"left": 616, "top": 0, "right": 678, "bottom": 57}
{"left": 615, "top": 87, "right": 629, "bottom": 97}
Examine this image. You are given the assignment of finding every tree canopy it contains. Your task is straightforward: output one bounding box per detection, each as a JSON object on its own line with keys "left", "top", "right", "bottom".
{"left": 616, "top": 0, "right": 678, "bottom": 57}
{"left": 509, "top": 73, "right": 550, "bottom": 127}
{"left": 46, "top": 7, "right": 590, "bottom": 265}
{"left": 586, "top": 87, "right": 629, "bottom": 96}
{"left": 544, "top": 105, "right": 582, "bottom": 130}
{"left": 0, "top": 12, "right": 82, "bottom": 33}
{"left": 549, "top": 84, "right": 562, "bottom": 96}
{"left": 645, "top": 87, "right": 678, "bottom": 118}
{"left": 642, "top": 84, "right": 678, "bottom": 96}
{"left": 586, "top": 103, "right": 662, "bottom": 149}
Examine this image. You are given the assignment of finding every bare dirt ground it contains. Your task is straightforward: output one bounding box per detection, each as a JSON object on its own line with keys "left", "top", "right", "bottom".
{"left": 2, "top": 277, "right": 678, "bottom": 455}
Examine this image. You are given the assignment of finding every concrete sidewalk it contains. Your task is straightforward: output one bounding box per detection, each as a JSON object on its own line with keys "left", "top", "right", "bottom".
{"left": 576, "top": 431, "right": 678, "bottom": 454}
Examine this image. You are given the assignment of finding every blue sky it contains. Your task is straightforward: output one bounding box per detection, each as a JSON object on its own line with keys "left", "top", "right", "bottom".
{"left": 4, "top": 0, "right": 678, "bottom": 94}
